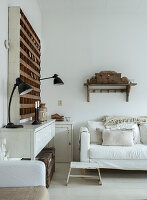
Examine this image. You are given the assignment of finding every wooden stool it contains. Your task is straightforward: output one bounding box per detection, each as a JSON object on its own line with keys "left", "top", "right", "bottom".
{"left": 66, "top": 162, "right": 102, "bottom": 185}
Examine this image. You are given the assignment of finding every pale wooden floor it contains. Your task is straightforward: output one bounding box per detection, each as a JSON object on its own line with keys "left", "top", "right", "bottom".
{"left": 48, "top": 163, "right": 147, "bottom": 200}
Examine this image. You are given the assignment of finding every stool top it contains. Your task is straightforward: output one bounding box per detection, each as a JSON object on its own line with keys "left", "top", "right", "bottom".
{"left": 70, "top": 162, "right": 99, "bottom": 169}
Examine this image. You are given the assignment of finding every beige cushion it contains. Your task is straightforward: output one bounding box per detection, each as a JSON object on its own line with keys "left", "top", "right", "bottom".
{"left": 139, "top": 124, "right": 147, "bottom": 144}
{"left": 102, "top": 123, "right": 140, "bottom": 144}
{"left": 103, "top": 116, "right": 147, "bottom": 127}
{"left": 96, "top": 128, "right": 103, "bottom": 145}
{"left": 87, "top": 121, "right": 104, "bottom": 144}
{"left": 102, "top": 130, "right": 134, "bottom": 146}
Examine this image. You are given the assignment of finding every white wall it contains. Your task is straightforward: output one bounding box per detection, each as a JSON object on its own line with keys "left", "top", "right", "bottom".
{"left": 0, "top": 0, "right": 8, "bottom": 128}
{"left": 40, "top": 0, "right": 147, "bottom": 160}
{"left": 0, "top": 0, "right": 41, "bottom": 127}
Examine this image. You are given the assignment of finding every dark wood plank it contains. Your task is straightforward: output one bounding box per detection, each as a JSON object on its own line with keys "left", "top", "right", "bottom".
{"left": 20, "top": 104, "right": 35, "bottom": 108}
{"left": 20, "top": 37, "right": 41, "bottom": 60}
{"left": 21, "top": 94, "right": 41, "bottom": 100}
{"left": 20, "top": 28, "right": 40, "bottom": 54}
{"left": 20, "top": 70, "right": 40, "bottom": 85}
{"left": 20, "top": 47, "right": 40, "bottom": 70}
{"left": 20, "top": 59, "right": 40, "bottom": 77}
{"left": 21, "top": 113, "right": 35, "bottom": 120}
{"left": 20, "top": 16, "right": 40, "bottom": 46}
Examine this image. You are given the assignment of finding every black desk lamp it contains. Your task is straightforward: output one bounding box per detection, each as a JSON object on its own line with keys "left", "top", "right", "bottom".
{"left": 40, "top": 74, "right": 64, "bottom": 84}
{"left": 6, "top": 78, "right": 33, "bottom": 128}
{"left": 31, "top": 74, "right": 64, "bottom": 126}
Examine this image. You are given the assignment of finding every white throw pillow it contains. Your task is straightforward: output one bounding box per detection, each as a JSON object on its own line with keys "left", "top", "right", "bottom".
{"left": 105, "top": 123, "right": 135, "bottom": 130}
{"left": 104, "top": 116, "right": 147, "bottom": 127}
{"left": 102, "top": 130, "right": 134, "bottom": 146}
{"left": 87, "top": 121, "right": 104, "bottom": 144}
{"left": 139, "top": 124, "right": 147, "bottom": 144}
{"left": 106, "top": 123, "right": 140, "bottom": 144}
{"left": 96, "top": 128, "right": 103, "bottom": 145}
{"left": 132, "top": 124, "right": 140, "bottom": 144}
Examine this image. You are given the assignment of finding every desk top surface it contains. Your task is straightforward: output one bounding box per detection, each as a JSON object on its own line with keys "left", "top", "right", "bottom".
{"left": 0, "top": 119, "right": 55, "bottom": 132}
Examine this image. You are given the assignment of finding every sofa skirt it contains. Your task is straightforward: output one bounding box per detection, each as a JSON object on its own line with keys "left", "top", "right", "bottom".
{"left": 90, "top": 159, "right": 147, "bottom": 170}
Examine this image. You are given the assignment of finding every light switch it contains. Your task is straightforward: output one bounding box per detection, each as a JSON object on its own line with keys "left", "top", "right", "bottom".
{"left": 58, "top": 100, "right": 62, "bottom": 106}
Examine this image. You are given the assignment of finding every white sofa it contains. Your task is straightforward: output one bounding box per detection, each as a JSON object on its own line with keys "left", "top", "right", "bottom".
{"left": 80, "top": 122, "right": 147, "bottom": 170}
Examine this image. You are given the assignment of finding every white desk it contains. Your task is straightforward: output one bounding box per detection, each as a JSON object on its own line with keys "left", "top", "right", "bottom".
{"left": 0, "top": 119, "right": 55, "bottom": 160}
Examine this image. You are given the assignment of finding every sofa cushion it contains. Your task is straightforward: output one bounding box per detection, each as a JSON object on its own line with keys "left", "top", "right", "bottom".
{"left": 132, "top": 124, "right": 141, "bottom": 144}
{"left": 139, "top": 124, "right": 147, "bottom": 144}
{"left": 87, "top": 121, "right": 104, "bottom": 144}
{"left": 102, "top": 130, "right": 134, "bottom": 146}
{"left": 90, "top": 144, "right": 147, "bottom": 160}
{"left": 103, "top": 116, "right": 147, "bottom": 127}
{"left": 105, "top": 124, "right": 140, "bottom": 144}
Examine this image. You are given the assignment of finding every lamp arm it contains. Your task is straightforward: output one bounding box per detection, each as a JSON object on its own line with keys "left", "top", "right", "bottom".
{"left": 8, "top": 84, "right": 17, "bottom": 123}
{"left": 40, "top": 77, "right": 53, "bottom": 81}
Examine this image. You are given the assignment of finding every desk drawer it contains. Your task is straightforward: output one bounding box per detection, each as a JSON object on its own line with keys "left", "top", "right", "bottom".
{"left": 34, "top": 125, "right": 52, "bottom": 156}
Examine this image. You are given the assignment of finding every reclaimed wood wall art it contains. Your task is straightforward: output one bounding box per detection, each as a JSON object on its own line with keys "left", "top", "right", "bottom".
{"left": 8, "top": 7, "right": 41, "bottom": 123}
{"left": 20, "top": 9, "right": 41, "bottom": 120}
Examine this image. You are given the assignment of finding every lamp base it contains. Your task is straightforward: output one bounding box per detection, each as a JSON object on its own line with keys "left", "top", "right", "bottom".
{"left": 32, "top": 120, "right": 41, "bottom": 125}
{"left": 6, "top": 123, "right": 23, "bottom": 128}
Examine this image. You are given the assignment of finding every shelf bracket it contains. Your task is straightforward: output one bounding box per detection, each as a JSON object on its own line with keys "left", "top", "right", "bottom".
{"left": 87, "top": 85, "right": 90, "bottom": 102}
{"left": 126, "top": 84, "right": 131, "bottom": 102}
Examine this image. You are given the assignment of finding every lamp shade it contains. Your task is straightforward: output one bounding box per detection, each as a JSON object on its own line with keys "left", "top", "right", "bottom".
{"left": 16, "top": 78, "right": 33, "bottom": 95}
{"left": 53, "top": 74, "right": 64, "bottom": 85}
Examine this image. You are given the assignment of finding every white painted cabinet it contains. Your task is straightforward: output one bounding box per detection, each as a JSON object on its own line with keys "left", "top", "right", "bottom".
{"left": 54, "top": 122, "right": 73, "bottom": 163}
{"left": 0, "top": 119, "right": 55, "bottom": 160}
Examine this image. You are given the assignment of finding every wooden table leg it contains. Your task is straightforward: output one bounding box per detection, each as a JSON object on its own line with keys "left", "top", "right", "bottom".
{"left": 81, "top": 169, "right": 86, "bottom": 175}
{"left": 97, "top": 168, "right": 102, "bottom": 185}
{"left": 66, "top": 167, "right": 71, "bottom": 186}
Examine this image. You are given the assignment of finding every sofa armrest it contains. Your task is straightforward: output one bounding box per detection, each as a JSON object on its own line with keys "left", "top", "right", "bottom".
{"left": 0, "top": 161, "right": 46, "bottom": 187}
{"left": 80, "top": 127, "right": 90, "bottom": 162}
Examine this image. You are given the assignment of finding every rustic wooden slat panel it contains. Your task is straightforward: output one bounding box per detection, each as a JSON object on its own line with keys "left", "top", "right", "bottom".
{"left": 20, "top": 71, "right": 40, "bottom": 85}
{"left": 33, "top": 86, "right": 40, "bottom": 93}
{"left": 20, "top": 9, "right": 40, "bottom": 43}
{"left": 20, "top": 47, "right": 40, "bottom": 70}
{"left": 21, "top": 28, "right": 40, "bottom": 54}
{"left": 21, "top": 94, "right": 41, "bottom": 100}
{"left": 20, "top": 10, "right": 40, "bottom": 44}
{"left": 20, "top": 59, "right": 40, "bottom": 77}
{"left": 20, "top": 37, "right": 40, "bottom": 61}
{"left": 20, "top": 9, "right": 41, "bottom": 120}
{"left": 20, "top": 104, "right": 35, "bottom": 108}
{"left": 20, "top": 16, "right": 40, "bottom": 47}
{"left": 21, "top": 113, "right": 35, "bottom": 120}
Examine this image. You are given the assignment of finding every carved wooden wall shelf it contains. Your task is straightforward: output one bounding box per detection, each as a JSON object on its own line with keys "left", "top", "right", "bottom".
{"left": 84, "top": 71, "right": 137, "bottom": 102}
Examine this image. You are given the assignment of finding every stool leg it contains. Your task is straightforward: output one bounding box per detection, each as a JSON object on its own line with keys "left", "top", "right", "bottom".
{"left": 97, "top": 168, "right": 102, "bottom": 185}
{"left": 66, "top": 167, "right": 71, "bottom": 186}
{"left": 81, "top": 169, "right": 86, "bottom": 175}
